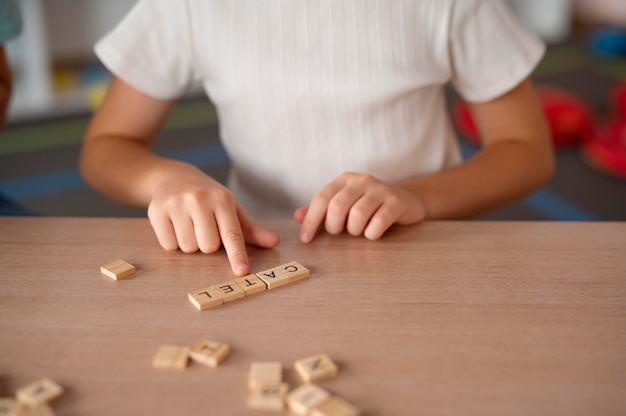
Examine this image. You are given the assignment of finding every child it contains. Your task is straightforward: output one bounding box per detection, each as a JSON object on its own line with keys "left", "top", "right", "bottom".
{"left": 80, "top": 0, "right": 554, "bottom": 276}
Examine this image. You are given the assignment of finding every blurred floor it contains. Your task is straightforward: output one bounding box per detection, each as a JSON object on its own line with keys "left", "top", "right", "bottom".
{"left": 0, "top": 41, "right": 625, "bottom": 220}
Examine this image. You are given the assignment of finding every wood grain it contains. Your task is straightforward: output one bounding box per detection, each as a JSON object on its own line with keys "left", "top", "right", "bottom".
{"left": 0, "top": 217, "right": 625, "bottom": 415}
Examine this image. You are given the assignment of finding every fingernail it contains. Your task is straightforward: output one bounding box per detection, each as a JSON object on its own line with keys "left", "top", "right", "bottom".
{"left": 235, "top": 263, "right": 249, "bottom": 276}
{"left": 300, "top": 231, "right": 311, "bottom": 243}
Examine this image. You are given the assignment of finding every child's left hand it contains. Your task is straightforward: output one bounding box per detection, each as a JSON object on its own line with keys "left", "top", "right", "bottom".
{"left": 294, "top": 172, "right": 427, "bottom": 243}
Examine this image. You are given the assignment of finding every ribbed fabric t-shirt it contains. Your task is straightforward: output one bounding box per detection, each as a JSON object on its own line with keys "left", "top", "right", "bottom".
{"left": 95, "top": 0, "right": 545, "bottom": 218}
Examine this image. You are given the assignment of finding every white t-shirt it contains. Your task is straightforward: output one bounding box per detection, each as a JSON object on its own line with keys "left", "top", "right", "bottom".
{"left": 95, "top": 0, "right": 545, "bottom": 218}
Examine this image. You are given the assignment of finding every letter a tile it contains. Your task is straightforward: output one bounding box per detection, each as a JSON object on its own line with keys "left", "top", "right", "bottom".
{"left": 256, "top": 268, "right": 290, "bottom": 289}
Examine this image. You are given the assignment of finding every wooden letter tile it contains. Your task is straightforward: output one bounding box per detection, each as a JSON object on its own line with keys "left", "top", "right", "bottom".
{"left": 294, "top": 354, "right": 338, "bottom": 383}
{"left": 247, "top": 382, "right": 289, "bottom": 411}
{"left": 234, "top": 274, "right": 267, "bottom": 295}
{"left": 100, "top": 259, "right": 135, "bottom": 280}
{"left": 189, "top": 339, "right": 230, "bottom": 367}
{"left": 311, "top": 396, "right": 360, "bottom": 416}
{"left": 248, "top": 362, "right": 282, "bottom": 390}
{"left": 279, "top": 261, "right": 310, "bottom": 283}
{"left": 256, "top": 267, "right": 290, "bottom": 289}
{"left": 0, "top": 398, "right": 24, "bottom": 416}
{"left": 211, "top": 280, "right": 245, "bottom": 303}
{"left": 152, "top": 345, "right": 190, "bottom": 369}
{"left": 188, "top": 286, "right": 224, "bottom": 310}
{"left": 287, "top": 383, "right": 330, "bottom": 416}
{"left": 16, "top": 378, "right": 63, "bottom": 407}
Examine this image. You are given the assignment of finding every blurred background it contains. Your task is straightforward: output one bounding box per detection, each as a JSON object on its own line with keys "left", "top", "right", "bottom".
{"left": 0, "top": 0, "right": 625, "bottom": 219}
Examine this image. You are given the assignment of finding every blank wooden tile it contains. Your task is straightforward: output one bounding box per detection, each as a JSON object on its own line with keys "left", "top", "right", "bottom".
{"left": 100, "top": 259, "right": 135, "bottom": 280}
{"left": 295, "top": 354, "right": 338, "bottom": 383}
{"left": 311, "top": 396, "right": 360, "bottom": 416}
{"left": 278, "top": 261, "right": 311, "bottom": 283}
{"left": 234, "top": 274, "right": 267, "bottom": 295}
{"left": 15, "top": 378, "right": 63, "bottom": 407}
{"left": 247, "top": 382, "right": 289, "bottom": 411}
{"left": 152, "top": 345, "right": 190, "bottom": 369}
{"left": 256, "top": 267, "right": 290, "bottom": 289}
{"left": 189, "top": 339, "right": 230, "bottom": 367}
{"left": 211, "top": 280, "right": 245, "bottom": 303}
{"left": 248, "top": 362, "right": 282, "bottom": 390}
{"left": 0, "top": 398, "right": 24, "bottom": 416}
{"left": 188, "top": 286, "right": 224, "bottom": 310}
{"left": 287, "top": 383, "right": 330, "bottom": 416}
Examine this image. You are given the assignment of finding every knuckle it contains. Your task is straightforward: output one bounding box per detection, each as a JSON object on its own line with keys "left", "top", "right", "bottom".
{"left": 160, "top": 240, "right": 179, "bottom": 252}
{"left": 222, "top": 228, "right": 244, "bottom": 243}
{"left": 178, "top": 240, "right": 199, "bottom": 253}
{"left": 327, "top": 198, "right": 348, "bottom": 215}
{"left": 349, "top": 206, "right": 369, "bottom": 224}
{"left": 199, "top": 239, "right": 221, "bottom": 254}
{"left": 182, "top": 189, "right": 209, "bottom": 207}
{"left": 370, "top": 213, "right": 393, "bottom": 230}
{"left": 211, "top": 187, "right": 235, "bottom": 206}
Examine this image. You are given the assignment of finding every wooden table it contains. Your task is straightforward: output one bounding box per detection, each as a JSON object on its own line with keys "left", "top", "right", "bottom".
{"left": 1, "top": 217, "right": 625, "bottom": 415}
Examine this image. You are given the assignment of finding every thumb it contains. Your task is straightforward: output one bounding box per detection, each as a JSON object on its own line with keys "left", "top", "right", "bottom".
{"left": 293, "top": 206, "right": 309, "bottom": 224}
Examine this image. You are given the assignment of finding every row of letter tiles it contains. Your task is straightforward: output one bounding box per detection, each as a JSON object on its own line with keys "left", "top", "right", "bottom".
{"left": 188, "top": 261, "right": 310, "bottom": 311}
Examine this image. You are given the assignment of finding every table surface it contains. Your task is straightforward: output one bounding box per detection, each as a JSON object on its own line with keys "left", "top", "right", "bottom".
{"left": 1, "top": 217, "right": 625, "bottom": 415}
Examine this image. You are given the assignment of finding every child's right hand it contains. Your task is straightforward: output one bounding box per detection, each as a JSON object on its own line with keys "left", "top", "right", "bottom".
{"left": 147, "top": 164, "right": 280, "bottom": 276}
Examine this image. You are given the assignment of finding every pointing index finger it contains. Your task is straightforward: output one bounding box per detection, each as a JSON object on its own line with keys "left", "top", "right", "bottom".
{"left": 215, "top": 208, "right": 250, "bottom": 276}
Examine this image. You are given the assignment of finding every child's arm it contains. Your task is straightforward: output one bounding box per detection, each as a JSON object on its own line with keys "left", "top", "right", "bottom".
{"left": 80, "top": 77, "right": 279, "bottom": 276}
{"left": 295, "top": 78, "right": 554, "bottom": 242}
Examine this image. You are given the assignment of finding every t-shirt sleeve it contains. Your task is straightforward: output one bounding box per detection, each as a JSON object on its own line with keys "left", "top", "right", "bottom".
{"left": 94, "top": 0, "right": 196, "bottom": 100}
{"left": 449, "top": 0, "right": 545, "bottom": 103}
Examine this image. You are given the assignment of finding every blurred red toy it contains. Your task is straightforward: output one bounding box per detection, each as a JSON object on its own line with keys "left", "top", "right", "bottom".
{"left": 582, "top": 119, "right": 626, "bottom": 179}
{"left": 611, "top": 81, "right": 626, "bottom": 120}
{"left": 452, "top": 86, "right": 595, "bottom": 148}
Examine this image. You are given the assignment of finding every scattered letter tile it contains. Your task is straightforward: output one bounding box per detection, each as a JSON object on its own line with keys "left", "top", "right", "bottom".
{"left": 247, "top": 382, "right": 289, "bottom": 411}
{"left": 152, "top": 345, "right": 190, "bottom": 369}
{"left": 311, "top": 396, "right": 360, "bottom": 416}
{"left": 100, "top": 259, "right": 136, "bottom": 280}
{"left": 15, "top": 378, "right": 63, "bottom": 407}
{"left": 0, "top": 398, "right": 24, "bottom": 416}
{"left": 287, "top": 383, "right": 331, "bottom": 416}
{"left": 248, "top": 362, "right": 282, "bottom": 390}
{"left": 189, "top": 339, "right": 230, "bottom": 367}
{"left": 295, "top": 354, "right": 338, "bottom": 383}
